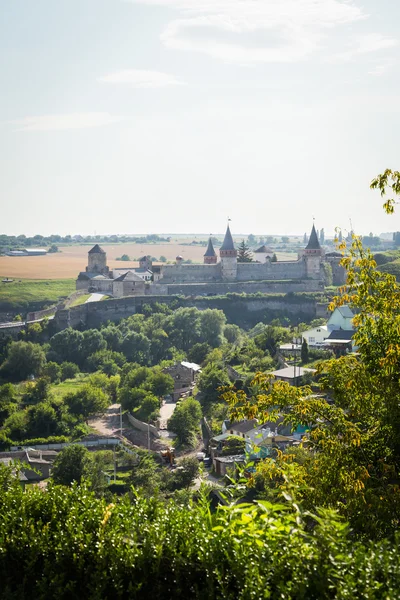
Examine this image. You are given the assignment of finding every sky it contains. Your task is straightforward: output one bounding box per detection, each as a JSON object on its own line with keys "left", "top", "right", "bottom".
{"left": 1, "top": 0, "right": 400, "bottom": 237}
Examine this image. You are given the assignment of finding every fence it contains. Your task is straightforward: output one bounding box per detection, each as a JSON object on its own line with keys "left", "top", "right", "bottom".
{"left": 10, "top": 438, "right": 121, "bottom": 451}
{"left": 127, "top": 413, "right": 160, "bottom": 438}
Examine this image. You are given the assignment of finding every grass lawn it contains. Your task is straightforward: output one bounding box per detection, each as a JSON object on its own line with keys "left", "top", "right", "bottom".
{"left": 0, "top": 278, "right": 75, "bottom": 313}
{"left": 50, "top": 374, "right": 90, "bottom": 398}
{"left": 70, "top": 293, "right": 91, "bottom": 307}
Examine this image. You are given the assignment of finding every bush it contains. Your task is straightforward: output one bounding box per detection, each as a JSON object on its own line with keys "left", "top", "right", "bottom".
{"left": 9, "top": 435, "right": 69, "bottom": 446}
{"left": 1, "top": 473, "right": 400, "bottom": 598}
{"left": 60, "top": 362, "right": 80, "bottom": 381}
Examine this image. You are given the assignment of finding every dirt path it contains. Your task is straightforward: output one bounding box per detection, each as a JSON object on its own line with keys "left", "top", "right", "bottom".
{"left": 89, "top": 403, "right": 122, "bottom": 437}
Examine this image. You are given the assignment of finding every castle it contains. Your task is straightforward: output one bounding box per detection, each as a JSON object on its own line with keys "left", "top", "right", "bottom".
{"left": 76, "top": 224, "right": 345, "bottom": 298}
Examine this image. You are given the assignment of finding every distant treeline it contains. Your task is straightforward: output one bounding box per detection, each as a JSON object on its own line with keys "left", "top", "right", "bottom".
{"left": 0, "top": 233, "right": 171, "bottom": 252}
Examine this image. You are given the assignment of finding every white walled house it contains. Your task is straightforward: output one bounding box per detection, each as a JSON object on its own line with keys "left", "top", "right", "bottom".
{"left": 326, "top": 305, "right": 354, "bottom": 330}
{"left": 302, "top": 325, "right": 330, "bottom": 347}
{"left": 302, "top": 306, "right": 355, "bottom": 348}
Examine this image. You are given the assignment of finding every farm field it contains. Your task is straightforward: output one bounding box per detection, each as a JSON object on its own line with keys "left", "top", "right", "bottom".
{"left": 0, "top": 243, "right": 207, "bottom": 279}
{"left": 0, "top": 243, "right": 299, "bottom": 279}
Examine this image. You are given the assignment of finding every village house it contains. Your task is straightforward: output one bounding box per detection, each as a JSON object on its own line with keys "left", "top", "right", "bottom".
{"left": 162, "top": 361, "right": 201, "bottom": 401}
{"left": 270, "top": 366, "right": 316, "bottom": 386}
{"left": 301, "top": 305, "right": 356, "bottom": 350}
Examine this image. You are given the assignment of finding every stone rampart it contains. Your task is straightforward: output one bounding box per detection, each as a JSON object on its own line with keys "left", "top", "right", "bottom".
{"left": 54, "top": 293, "right": 318, "bottom": 330}
{"left": 160, "top": 263, "right": 221, "bottom": 283}
{"left": 163, "top": 280, "right": 321, "bottom": 296}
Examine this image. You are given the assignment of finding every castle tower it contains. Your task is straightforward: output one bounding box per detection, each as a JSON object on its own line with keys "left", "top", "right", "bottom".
{"left": 86, "top": 244, "right": 109, "bottom": 275}
{"left": 139, "top": 256, "right": 152, "bottom": 271}
{"left": 304, "top": 224, "right": 322, "bottom": 279}
{"left": 204, "top": 237, "right": 217, "bottom": 264}
{"left": 220, "top": 225, "right": 237, "bottom": 281}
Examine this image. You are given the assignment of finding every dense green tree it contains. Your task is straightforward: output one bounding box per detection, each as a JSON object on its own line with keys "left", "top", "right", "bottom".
{"left": 271, "top": 253, "right": 278, "bottom": 263}
{"left": 199, "top": 309, "right": 226, "bottom": 347}
{"left": 197, "top": 364, "right": 230, "bottom": 406}
{"left": 86, "top": 350, "right": 126, "bottom": 373}
{"left": 22, "top": 377, "right": 51, "bottom": 404}
{"left": 101, "top": 326, "right": 123, "bottom": 352}
{"left": 134, "top": 394, "right": 160, "bottom": 422}
{"left": 254, "top": 324, "right": 290, "bottom": 355}
{"left": 224, "top": 324, "right": 242, "bottom": 344}
{"left": 121, "top": 332, "right": 151, "bottom": 364}
{"left": 3, "top": 410, "right": 28, "bottom": 440}
{"left": 165, "top": 308, "right": 201, "bottom": 351}
{"left": 52, "top": 445, "right": 91, "bottom": 486}
{"left": 81, "top": 330, "right": 107, "bottom": 359}
{"left": 60, "top": 362, "right": 80, "bottom": 381}
{"left": 64, "top": 385, "right": 109, "bottom": 421}
{"left": 0, "top": 341, "right": 46, "bottom": 381}
{"left": 172, "top": 457, "right": 200, "bottom": 489}
{"left": 301, "top": 338, "right": 309, "bottom": 364}
{"left": 0, "top": 383, "right": 18, "bottom": 425}
{"left": 168, "top": 397, "right": 202, "bottom": 444}
{"left": 237, "top": 240, "right": 253, "bottom": 263}
{"left": 50, "top": 329, "right": 84, "bottom": 363}
{"left": 42, "top": 361, "right": 62, "bottom": 383}
{"left": 187, "top": 342, "right": 211, "bottom": 365}
{"left": 27, "top": 402, "right": 59, "bottom": 438}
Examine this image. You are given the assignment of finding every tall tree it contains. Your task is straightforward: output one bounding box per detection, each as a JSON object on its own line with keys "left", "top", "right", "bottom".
{"left": 301, "top": 338, "right": 309, "bottom": 364}
{"left": 320, "top": 228, "right": 325, "bottom": 244}
{"left": 237, "top": 240, "right": 253, "bottom": 263}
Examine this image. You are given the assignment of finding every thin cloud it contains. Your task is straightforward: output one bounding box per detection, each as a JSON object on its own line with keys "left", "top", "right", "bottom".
{"left": 98, "top": 69, "right": 184, "bottom": 87}
{"left": 332, "top": 33, "right": 399, "bottom": 62}
{"left": 9, "top": 113, "right": 122, "bottom": 132}
{"left": 130, "top": 0, "right": 369, "bottom": 63}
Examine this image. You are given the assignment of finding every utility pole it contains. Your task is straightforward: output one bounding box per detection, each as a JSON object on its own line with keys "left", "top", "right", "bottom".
{"left": 120, "top": 404, "right": 122, "bottom": 435}
{"left": 147, "top": 422, "right": 151, "bottom": 451}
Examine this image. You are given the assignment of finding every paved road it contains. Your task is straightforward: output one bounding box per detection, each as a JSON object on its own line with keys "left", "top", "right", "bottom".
{"left": 0, "top": 315, "right": 54, "bottom": 329}
{"left": 90, "top": 403, "right": 122, "bottom": 437}
{"left": 85, "top": 293, "right": 105, "bottom": 303}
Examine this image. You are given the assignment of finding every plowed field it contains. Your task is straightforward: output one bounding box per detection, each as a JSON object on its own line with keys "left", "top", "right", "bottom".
{"left": 0, "top": 243, "right": 207, "bottom": 279}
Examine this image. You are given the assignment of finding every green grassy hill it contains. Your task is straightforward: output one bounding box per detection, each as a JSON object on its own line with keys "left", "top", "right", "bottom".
{"left": 0, "top": 278, "right": 75, "bottom": 313}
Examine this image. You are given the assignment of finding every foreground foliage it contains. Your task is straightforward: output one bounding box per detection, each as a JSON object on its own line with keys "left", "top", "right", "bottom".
{"left": 1, "top": 466, "right": 400, "bottom": 600}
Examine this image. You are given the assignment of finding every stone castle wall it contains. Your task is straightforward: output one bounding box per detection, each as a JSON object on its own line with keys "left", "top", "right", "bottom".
{"left": 236, "top": 260, "right": 307, "bottom": 281}
{"left": 159, "top": 263, "right": 221, "bottom": 283}
{"left": 160, "top": 280, "right": 322, "bottom": 296}
{"left": 54, "top": 293, "right": 319, "bottom": 331}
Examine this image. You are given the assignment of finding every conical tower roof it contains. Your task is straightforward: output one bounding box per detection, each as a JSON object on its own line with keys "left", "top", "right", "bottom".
{"left": 88, "top": 244, "right": 106, "bottom": 254}
{"left": 204, "top": 237, "right": 217, "bottom": 257}
{"left": 305, "top": 224, "right": 321, "bottom": 250}
{"left": 220, "top": 225, "right": 235, "bottom": 252}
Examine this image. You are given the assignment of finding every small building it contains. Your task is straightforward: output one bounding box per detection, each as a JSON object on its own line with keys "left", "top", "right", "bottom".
{"left": 214, "top": 454, "right": 245, "bottom": 477}
{"left": 112, "top": 271, "right": 146, "bottom": 298}
{"left": 254, "top": 245, "right": 274, "bottom": 263}
{"left": 327, "top": 305, "right": 354, "bottom": 330}
{"left": 302, "top": 325, "right": 330, "bottom": 347}
{"left": 270, "top": 366, "right": 316, "bottom": 386}
{"left": 163, "top": 361, "right": 201, "bottom": 400}
{"left": 221, "top": 419, "right": 259, "bottom": 438}
{"left": 301, "top": 305, "right": 355, "bottom": 347}
{"left": 323, "top": 329, "right": 355, "bottom": 353}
